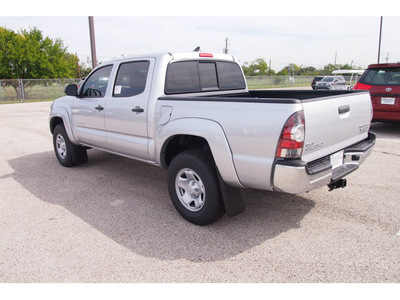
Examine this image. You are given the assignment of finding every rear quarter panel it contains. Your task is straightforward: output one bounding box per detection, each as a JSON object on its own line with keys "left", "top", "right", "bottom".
{"left": 155, "top": 98, "right": 302, "bottom": 190}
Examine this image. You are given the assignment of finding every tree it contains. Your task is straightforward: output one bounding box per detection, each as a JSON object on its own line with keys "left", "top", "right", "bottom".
{"left": 242, "top": 58, "right": 274, "bottom": 76}
{"left": 0, "top": 27, "right": 78, "bottom": 98}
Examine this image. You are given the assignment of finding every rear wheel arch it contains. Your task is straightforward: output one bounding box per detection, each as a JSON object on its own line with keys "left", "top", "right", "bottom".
{"left": 156, "top": 118, "right": 242, "bottom": 187}
{"left": 161, "top": 134, "right": 211, "bottom": 169}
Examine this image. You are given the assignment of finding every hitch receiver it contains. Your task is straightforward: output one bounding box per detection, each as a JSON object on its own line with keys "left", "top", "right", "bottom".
{"left": 328, "top": 179, "right": 347, "bottom": 191}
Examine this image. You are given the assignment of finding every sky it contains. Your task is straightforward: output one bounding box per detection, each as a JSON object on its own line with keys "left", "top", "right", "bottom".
{"left": 2, "top": 1, "right": 400, "bottom": 72}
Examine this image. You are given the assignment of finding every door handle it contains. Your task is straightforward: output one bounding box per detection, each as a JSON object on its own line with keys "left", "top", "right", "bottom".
{"left": 338, "top": 105, "right": 350, "bottom": 114}
{"left": 132, "top": 106, "right": 144, "bottom": 113}
{"left": 95, "top": 105, "right": 104, "bottom": 111}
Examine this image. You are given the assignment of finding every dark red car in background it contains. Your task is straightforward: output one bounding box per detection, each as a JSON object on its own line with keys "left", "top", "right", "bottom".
{"left": 354, "top": 63, "right": 400, "bottom": 122}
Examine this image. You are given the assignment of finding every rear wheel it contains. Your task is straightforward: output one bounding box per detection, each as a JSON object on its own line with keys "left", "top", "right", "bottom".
{"left": 53, "top": 124, "right": 87, "bottom": 167}
{"left": 167, "top": 150, "right": 224, "bottom": 225}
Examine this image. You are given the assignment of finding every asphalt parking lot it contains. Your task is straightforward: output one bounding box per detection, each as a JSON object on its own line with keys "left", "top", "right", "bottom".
{"left": 0, "top": 101, "right": 399, "bottom": 283}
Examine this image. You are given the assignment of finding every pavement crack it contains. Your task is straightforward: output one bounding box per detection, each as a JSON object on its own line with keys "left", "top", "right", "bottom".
{"left": 376, "top": 150, "right": 400, "bottom": 157}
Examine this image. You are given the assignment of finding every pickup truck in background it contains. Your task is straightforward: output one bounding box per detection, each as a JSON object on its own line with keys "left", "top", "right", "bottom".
{"left": 49, "top": 52, "right": 376, "bottom": 225}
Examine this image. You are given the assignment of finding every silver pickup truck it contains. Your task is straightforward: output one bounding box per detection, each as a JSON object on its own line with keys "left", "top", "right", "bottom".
{"left": 49, "top": 52, "right": 376, "bottom": 225}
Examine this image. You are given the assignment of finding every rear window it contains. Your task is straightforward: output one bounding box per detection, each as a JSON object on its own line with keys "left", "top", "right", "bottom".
{"left": 165, "top": 60, "right": 246, "bottom": 94}
{"left": 322, "top": 76, "right": 334, "bottom": 82}
{"left": 359, "top": 67, "right": 400, "bottom": 86}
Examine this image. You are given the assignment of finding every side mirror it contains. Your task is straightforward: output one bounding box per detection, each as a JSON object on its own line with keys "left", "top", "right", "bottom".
{"left": 65, "top": 84, "right": 78, "bottom": 96}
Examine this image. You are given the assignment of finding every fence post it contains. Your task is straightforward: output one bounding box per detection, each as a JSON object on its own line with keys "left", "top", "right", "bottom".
{"left": 19, "top": 79, "right": 25, "bottom": 102}
{"left": 0, "top": 80, "right": 3, "bottom": 103}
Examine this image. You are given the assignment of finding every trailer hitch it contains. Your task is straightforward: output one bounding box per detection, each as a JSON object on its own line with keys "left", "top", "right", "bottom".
{"left": 328, "top": 179, "right": 347, "bottom": 191}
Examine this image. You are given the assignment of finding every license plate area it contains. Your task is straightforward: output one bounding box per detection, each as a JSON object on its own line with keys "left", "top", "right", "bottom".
{"left": 330, "top": 150, "right": 344, "bottom": 169}
{"left": 381, "top": 97, "right": 395, "bottom": 105}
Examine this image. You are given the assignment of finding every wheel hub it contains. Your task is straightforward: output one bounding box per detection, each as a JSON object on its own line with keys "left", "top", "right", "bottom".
{"left": 188, "top": 180, "right": 201, "bottom": 197}
{"left": 175, "top": 168, "right": 206, "bottom": 212}
{"left": 56, "top": 134, "right": 67, "bottom": 159}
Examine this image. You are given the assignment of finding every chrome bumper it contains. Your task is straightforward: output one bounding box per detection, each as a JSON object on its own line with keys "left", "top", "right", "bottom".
{"left": 273, "top": 132, "right": 376, "bottom": 194}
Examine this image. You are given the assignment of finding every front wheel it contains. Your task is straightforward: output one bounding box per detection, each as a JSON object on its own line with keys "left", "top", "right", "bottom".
{"left": 167, "top": 150, "right": 224, "bottom": 225}
{"left": 53, "top": 124, "right": 87, "bottom": 167}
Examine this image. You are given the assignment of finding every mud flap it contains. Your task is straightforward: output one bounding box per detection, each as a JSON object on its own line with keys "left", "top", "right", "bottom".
{"left": 217, "top": 169, "right": 245, "bottom": 217}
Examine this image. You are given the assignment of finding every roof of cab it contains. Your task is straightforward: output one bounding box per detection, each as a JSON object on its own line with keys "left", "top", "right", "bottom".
{"left": 99, "top": 52, "right": 236, "bottom": 66}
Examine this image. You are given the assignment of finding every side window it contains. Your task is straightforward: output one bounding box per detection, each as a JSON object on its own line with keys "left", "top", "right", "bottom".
{"left": 113, "top": 61, "right": 150, "bottom": 97}
{"left": 81, "top": 65, "right": 113, "bottom": 98}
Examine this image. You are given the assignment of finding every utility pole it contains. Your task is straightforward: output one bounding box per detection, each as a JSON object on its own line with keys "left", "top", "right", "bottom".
{"left": 223, "top": 38, "right": 229, "bottom": 54}
{"left": 88, "top": 16, "right": 98, "bottom": 69}
{"left": 377, "top": 16, "right": 383, "bottom": 63}
{"left": 75, "top": 52, "right": 81, "bottom": 79}
{"left": 269, "top": 59, "right": 271, "bottom": 76}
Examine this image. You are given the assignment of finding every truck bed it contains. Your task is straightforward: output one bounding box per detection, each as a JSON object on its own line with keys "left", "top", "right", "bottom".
{"left": 158, "top": 89, "right": 372, "bottom": 190}
{"left": 159, "top": 89, "right": 368, "bottom": 103}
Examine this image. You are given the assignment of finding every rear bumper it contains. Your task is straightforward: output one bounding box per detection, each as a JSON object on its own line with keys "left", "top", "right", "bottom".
{"left": 372, "top": 110, "right": 400, "bottom": 122}
{"left": 273, "top": 132, "right": 376, "bottom": 194}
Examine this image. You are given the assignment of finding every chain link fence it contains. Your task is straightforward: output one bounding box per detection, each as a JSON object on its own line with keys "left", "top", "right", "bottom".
{"left": 0, "top": 76, "right": 314, "bottom": 104}
{"left": 246, "top": 75, "right": 314, "bottom": 89}
{"left": 0, "top": 79, "right": 80, "bottom": 103}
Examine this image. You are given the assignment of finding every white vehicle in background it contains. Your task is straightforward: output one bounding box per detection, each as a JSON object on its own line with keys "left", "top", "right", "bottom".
{"left": 332, "top": 70, "right": 365, "bottom": 89}
{"left": 315, "top": 75, "right": 347, "bottom": 90}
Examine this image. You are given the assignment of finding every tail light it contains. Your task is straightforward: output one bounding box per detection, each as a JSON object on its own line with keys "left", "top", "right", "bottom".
{"left": 276, "top": 111, "right": 305, "bottom": 158}
{"left": 353, "top": 83, "right": 372, "bottom": 90}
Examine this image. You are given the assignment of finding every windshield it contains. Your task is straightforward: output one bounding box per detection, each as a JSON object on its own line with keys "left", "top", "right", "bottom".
{"left": 322, "top": 77, "right": 334, "bottom": 82}
{"left": 359, "top": 67, "right": 400, "bottom": 86}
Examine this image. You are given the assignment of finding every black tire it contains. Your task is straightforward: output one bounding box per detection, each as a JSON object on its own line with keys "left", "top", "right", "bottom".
{"left": 167, "top": 150, "right": 225, "bottom": 225}
{"left": 53, "top": 124, "right": 88, "bottom": 167}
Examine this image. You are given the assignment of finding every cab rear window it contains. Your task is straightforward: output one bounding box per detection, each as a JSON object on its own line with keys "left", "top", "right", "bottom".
{"left": 165, "top": 60, "right": 246, "bottom": 94}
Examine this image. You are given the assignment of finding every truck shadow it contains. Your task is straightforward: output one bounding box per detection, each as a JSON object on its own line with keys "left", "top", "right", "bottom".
{"left": 7, "top": 150, "right": 315, "bottom": 262}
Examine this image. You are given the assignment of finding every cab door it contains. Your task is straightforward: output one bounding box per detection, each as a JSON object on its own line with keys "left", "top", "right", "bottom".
{"left": 104, "top": 58, "right": 154, "bottom": 160}
{"left": 71, "top": 65, "right": 113, "bottom": 148}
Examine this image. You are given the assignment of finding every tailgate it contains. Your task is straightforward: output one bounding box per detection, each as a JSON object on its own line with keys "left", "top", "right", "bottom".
{"left": 301, "top": 91, "right": 372, "bottom": 163}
